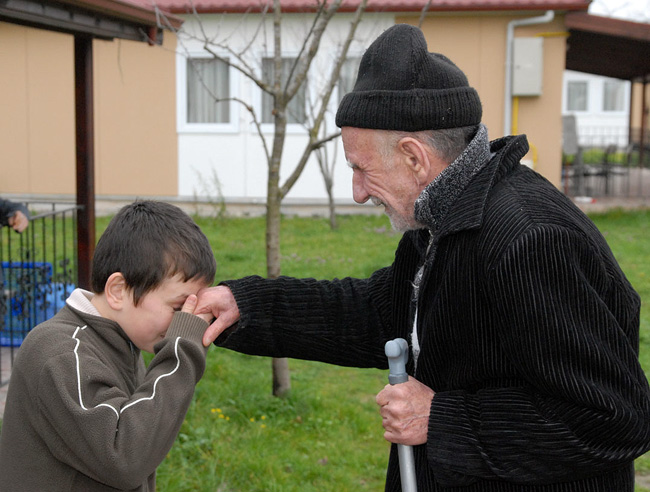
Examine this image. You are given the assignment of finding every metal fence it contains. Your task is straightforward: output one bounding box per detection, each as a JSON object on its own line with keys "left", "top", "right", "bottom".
{"left": 1, "top": 203, "right": 79, "bottom": 386}
{"left": 562, "top": 128, "right": 650, "bottom": 199}
{"left": 575, "top": 127, "right": 630, "bottom": 148}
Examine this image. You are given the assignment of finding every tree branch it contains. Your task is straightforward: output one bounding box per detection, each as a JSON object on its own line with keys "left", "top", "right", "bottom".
{"left": 280, "top": 0, "right": 368, "bottom": 198}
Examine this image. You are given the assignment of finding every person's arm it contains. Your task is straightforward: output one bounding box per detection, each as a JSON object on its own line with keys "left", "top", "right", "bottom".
{"left": 35, "top": 297, "right": 209, "bottom": 489}
{"left": 426, "top": 226, "right": 650, "bottom": 486}
{"left": 200, "top": 265, "right": 400, "bottom": 370}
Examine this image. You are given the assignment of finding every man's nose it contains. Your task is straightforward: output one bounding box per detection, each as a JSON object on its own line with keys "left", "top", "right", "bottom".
{"left": 352, "top": 173, "right": 369, "bottom": 204}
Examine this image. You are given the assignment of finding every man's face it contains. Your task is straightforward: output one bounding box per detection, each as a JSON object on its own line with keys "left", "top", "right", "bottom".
{"left": 342, "top": 127, "right": 422, "bottom": 232}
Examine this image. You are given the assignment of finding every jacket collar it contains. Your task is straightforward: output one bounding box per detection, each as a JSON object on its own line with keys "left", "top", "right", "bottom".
{"left": 413, "top": 129, "right": 529, "bottom": 240}
{"left": 414, "top": 124, "right": 491, "bottom": 234}
{"left": 65, "top": 290, "right": 139, "bottom": 356}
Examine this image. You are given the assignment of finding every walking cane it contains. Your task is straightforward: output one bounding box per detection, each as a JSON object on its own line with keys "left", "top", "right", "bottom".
{"left": 385, "top": 338, "right": 418, "bottom": 492}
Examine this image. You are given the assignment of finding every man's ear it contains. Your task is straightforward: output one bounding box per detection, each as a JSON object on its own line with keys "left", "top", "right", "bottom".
{"left": 397, "top": 137, "right": 432, "bottom": 186}
{"left": 104, "top": 272, "right": 128, "bottom": 310}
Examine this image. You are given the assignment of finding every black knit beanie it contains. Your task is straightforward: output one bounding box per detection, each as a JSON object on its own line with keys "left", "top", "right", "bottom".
{"left": 335, "top": 24, "right": 482, "bottom": 131}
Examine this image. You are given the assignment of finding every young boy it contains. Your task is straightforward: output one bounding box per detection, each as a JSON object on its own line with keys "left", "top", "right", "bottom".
{"left": 0, "top": 200, "right": 216, "bottom": 491}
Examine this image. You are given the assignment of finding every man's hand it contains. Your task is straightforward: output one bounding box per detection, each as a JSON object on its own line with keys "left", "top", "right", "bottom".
{"left": 376, "top": 376, "right": 435, "bottom": 446}
{"left": 180, "top": 294, "right": 213, "bottom": 323}
{"left": 8, "top": 210, "right": 29, "bottom": 233}
{"left": 196, "top": 286, "right": 241, "bottom": 347}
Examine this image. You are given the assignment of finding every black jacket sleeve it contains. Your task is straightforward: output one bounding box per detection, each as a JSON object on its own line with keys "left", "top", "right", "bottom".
{"left": 216, "top": 265, "right": 401, "bottom": 369}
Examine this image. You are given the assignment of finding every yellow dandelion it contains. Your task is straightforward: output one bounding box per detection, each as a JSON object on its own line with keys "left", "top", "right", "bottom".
{"left": 211, "top": 408, "right": 217, "bottom": 414}
{"left": 250, "top": 417, "right": 256, "bottom": 422}
{"left": 261, "top": 415, "right": 267, "bottom": 420}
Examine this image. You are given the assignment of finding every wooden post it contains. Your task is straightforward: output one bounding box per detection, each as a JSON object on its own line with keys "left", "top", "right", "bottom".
{"left": 74, "top": 35, "right": 95, "bottom": 290}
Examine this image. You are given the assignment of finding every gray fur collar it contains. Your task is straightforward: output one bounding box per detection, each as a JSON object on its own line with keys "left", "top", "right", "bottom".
{"left": 414, "top": 124, "right": 491, "bottom": 233}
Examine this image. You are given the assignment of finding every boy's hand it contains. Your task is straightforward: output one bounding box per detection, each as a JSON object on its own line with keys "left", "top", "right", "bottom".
{"left": 196, "top": 286, "right": 241, "bottom": 347}
{"left": 181, "top": 294, "right": 213, "bottom": 323}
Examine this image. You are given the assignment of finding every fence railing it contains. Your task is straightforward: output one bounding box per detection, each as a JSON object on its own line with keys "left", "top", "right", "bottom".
{"left": 1, "top": 202, "right": 80, "bottom": 386}
{"left": 562, "top": 129, "right": 650, "bottom": 199}
{"left": 573, "top": 127, "right": 650, "bottom": 150}
{"left": 575, "top": 127, "right": 630, "bottom": 148}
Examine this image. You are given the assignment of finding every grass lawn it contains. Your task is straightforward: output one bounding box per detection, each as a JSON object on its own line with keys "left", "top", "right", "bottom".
{"left": 154, "top": 209, "right": 650, "bottom": 491}
{"left": 2, "top": 209, "right": 649, "bottom": 490}
{"left": 589, "top": 209, "right": 650, "bottom": 491}
{"left": 152, "top": 214, "right": 400, "bottom": 492}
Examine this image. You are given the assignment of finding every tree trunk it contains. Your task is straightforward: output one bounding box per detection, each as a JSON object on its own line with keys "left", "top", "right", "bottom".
{"left": 267, "top": 185, "right": 291, "bottom": 396}
{"left": 272, "top": 357, "right": 291, "bottom": 397}
{"left": 328, "top": 191, "right": 337, "bottom": 229}
{"left": 268, "top": 106, "right": 291, "bottom": 397}
{"left": 317, "top": 148, "right": 338, "bottom": 230}
{"left": 323, "top": 168, "right": 337, "bottom": 229}
{"left": 183, "top": 0, "right": 368, "bottom": 397}
{"left": 267, "top": 178, "right": 292, "bottom": 397}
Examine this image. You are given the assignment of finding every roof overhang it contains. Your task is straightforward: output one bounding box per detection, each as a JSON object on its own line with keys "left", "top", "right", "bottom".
{"left": 0, "top": 0, "right": 183, "bottom": 43}
{"left": 565, "top": 12, "right": 650, "bottom": 82}
{"left": 155, "top": 0, "right": 590, "bottom": 15}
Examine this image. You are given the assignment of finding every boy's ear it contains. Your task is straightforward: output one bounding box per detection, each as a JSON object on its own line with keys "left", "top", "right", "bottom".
{"left": 105, "top": 272, "right": 128, "bottom": 310}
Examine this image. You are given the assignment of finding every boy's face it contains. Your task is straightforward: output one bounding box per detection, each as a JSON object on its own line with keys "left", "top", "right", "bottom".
{"left": 119, "top": 274, "right": 209, "bottom": 353}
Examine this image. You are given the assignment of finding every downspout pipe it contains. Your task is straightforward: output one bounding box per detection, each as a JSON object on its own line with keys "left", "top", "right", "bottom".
{"left": 504, "top": 10, "right": 555, "bottom": 137}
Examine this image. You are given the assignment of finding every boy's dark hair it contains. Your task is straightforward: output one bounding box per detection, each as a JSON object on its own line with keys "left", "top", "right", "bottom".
{"left": 91, "top": 200, "right": 216, "bottom": 305}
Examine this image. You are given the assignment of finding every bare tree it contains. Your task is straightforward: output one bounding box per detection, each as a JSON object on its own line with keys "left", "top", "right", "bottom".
{"left": 168, "top": 0, "right": 369, "bottom": 396}
{"left": 312, "top": 120, "right": 339, "bottom": 229}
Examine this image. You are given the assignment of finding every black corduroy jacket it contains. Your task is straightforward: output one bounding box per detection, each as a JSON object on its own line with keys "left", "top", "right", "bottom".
{"left": 219, "top": 134, "right": 650, "bottom": 491}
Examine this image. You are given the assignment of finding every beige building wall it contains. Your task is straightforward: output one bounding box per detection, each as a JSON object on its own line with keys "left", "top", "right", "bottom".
{"left": 0, "top": 23, "right": 75, "bottom": 194}
{"left": 2, "top": 12, "right": 580, "bottom": 202}
{"left": 0, "top": 22, "right": 178, "bottom": 198}
{"left": 94, "top": 34, "right": 178, "bottom": 196}
{"left": 400, "top": 13, "right": 568, "bottom": 187}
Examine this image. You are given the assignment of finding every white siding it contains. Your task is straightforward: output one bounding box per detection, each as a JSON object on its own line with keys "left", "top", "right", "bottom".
{"left": 174, "top": 13, "right": 394, "bottom": 203}
{"left": 562, "top": 70, "right": 631, "bottom": 147}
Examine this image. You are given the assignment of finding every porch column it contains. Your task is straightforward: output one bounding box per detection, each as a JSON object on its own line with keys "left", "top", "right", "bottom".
{"left": 74, "top": 35, "right": 95, "bottom": 290}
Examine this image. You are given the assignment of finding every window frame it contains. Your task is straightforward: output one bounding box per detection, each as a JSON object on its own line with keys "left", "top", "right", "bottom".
{"left": 602, "top": 79, "right": 627, "bottom": 113}
{"left": 257, "top": 54, "right": 309, "bottom": 134}
{"left": 177, "top": 51, "right": 239, "bottom": 134}
{"left": 565, "top": 80, "right": 589, "bottom": 113}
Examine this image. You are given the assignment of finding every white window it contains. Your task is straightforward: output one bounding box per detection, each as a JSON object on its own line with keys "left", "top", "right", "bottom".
{"left": 178, "top": 54, "right": 238, "bottom": 133}
{"left": 187, "top": 57, "right": 230, "bottom": 123}
{"left": 567, "top": 81, "right": 588, "bottom": 111}
{"left": 338, "top": 56, "right": 361, "bottom": 104}
{"left": 603, "top": 80, "right": 625, "bottom": 112}
{"left": 261, "top": 57, "right": 307, "bottom": 124}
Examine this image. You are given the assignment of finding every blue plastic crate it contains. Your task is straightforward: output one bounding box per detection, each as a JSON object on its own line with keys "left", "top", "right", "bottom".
{"left": 1, "top": 262, "right": 75, "bottom": 346}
